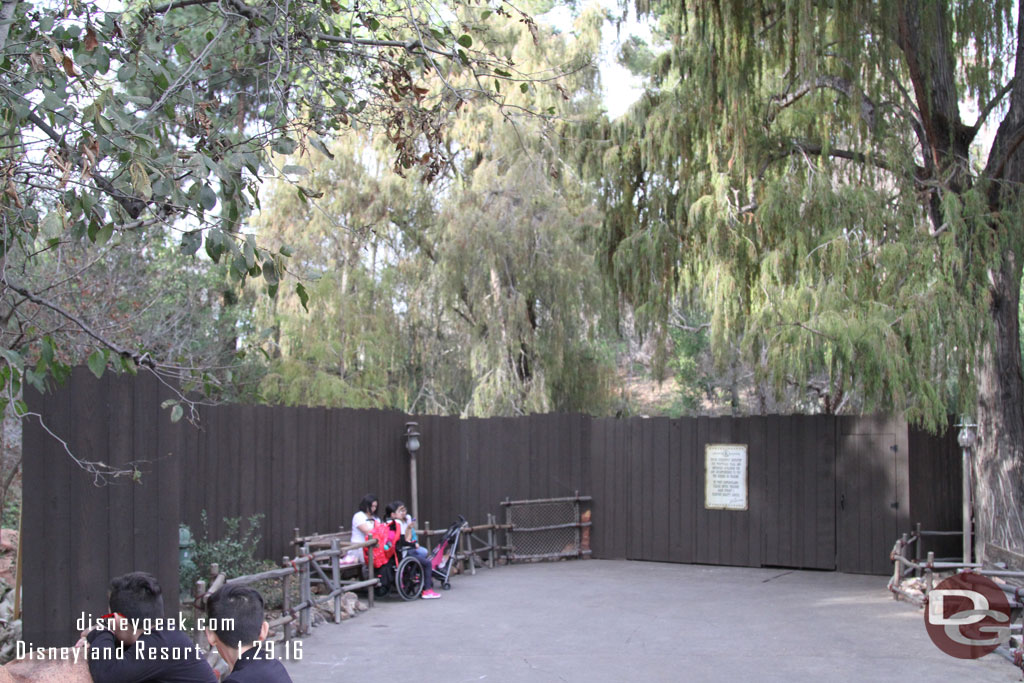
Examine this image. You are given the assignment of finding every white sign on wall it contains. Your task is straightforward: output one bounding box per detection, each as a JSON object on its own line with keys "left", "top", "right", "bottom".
{"left": 705, "top": 443, "right": 748, "bottom": 511}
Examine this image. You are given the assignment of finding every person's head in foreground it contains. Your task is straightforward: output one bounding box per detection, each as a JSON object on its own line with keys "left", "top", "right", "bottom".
{"left": 106, "top": 571, "right": 164, "bottom": 644}
{"left": 205, "top": 585, "right": 269, "bottom": 666}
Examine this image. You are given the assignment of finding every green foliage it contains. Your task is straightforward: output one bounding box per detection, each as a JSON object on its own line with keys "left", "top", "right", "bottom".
{"left": 250, "top": 9, "right": 617, "bottom": 417}
{"left": 669, "top": 323, "right": 711, "bottom": 414}
{"left": 0, "top": 0, "right": 555, "bottom": 430}
{"left": 577, "top": 0, "right": 1024, "bottom": 429}
{"left": 179, "top": 512, "right": 274, "bottom": 597}
{"left": 1, "top": 492, "right": 19, "bottom": 530}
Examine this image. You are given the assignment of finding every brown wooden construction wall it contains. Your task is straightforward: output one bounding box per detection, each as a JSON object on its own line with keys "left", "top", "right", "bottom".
{"left": 23, "top": 372, "right": 962, "bottom": 645}
{"left": 23, "top": 368, "right": 184, "bottom": 647}
{"left": 836, "top": 416, "right": 910, "bottom": 575}
{"left": 908, "top": 424, "right": 964, "bottom": 560}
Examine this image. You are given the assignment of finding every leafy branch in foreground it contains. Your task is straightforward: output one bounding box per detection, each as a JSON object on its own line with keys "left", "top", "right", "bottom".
{"left": 0, "top": 0, "right": 563, "bottom": 461}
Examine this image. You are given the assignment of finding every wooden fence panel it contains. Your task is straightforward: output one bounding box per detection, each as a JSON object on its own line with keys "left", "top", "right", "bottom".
{"left": 107, "top": 375, "right": 136, "bottom": 580}
{"left": 69, "top": 372, "right": 109, "bottom": 625}
{"left": 23, "top": 372, "right": 71, "bottom": 646}
{"left": 528, "top": 414, "right": 546, "bottom": 501}
{"left": 837, "top": 416, "right": 908, "bottom": 574}
{"left": 668, "top": 418, "right": 696, "bottom": 564}
{"left": 649, "top": 418, "right": 670, "bottom": 562}
{"left": 744, "top": 416, "right": 765, "bottom": 568}
{"left": 154, "top": 382, "right": 184, "bottom": 612}
{"left": 813, "top": 417, "right": 838, "bottom": 569}
{"left": 908, "top": 424, "right": 962, "bottom": 560}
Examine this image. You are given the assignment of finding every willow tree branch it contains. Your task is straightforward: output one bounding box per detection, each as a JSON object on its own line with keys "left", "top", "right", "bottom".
{"left": 757, "top": 138, "right": 922, "bottom": 179}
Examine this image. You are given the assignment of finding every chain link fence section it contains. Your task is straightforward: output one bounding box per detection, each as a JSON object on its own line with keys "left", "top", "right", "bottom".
{"left": 502, "top": 494, "right": 592, "bottom": 562}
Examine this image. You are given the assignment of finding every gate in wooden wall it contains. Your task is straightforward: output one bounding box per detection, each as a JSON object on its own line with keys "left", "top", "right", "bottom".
{"left": 615, "top": 416, "right": 837, "bottom": 571}
{"left": 599, "top": 414, "right": 920, "bottom": 574}
{"left": 836, "top": 416, "right": 909, "bottom": 574}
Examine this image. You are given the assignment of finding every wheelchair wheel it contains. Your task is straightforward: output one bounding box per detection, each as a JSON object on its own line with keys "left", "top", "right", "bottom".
{"left": 396, "top": 556, "right": 424, "bottom": 601}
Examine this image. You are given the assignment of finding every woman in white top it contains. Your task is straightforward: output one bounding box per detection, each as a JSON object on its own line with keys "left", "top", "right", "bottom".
{"left": 346, "top": 493, "right": 379, "bottom": 563}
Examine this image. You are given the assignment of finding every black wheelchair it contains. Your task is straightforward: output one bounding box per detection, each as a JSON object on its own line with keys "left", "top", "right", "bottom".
{"left": 372, "top": 543, "right": 426, "bottom": 601}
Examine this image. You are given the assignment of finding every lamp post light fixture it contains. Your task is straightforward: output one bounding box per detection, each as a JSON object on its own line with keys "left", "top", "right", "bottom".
{"left": 957, "top": 420, "right": 977, "bottom": 565}
{"left": 404, "top": 422, "right": 421, "bottom": 520}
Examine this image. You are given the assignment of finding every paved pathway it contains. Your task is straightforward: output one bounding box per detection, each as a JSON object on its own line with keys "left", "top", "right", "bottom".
{"left": 282, "top": 560, "right": 1021, "bottom": 682}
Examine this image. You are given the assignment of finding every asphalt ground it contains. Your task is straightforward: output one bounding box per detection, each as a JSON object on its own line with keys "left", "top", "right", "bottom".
{"left": 282, "top": 559, "right": 1022, "bottom": 683}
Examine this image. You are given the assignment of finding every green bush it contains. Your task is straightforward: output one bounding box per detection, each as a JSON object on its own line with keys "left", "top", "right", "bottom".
{"left": 1, "top": 494, "right": 19, "bottom": 529}
{"left": 179, "top": 511, "right": 276, "bottom": 598}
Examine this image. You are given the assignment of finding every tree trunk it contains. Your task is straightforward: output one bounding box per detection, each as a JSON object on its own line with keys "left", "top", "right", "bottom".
{"left": 974, "top": 250, "right": 1024, "bottom": 565}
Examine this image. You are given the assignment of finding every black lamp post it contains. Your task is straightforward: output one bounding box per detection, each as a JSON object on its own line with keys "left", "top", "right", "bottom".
{"left": 404, "top": 422, "right": 421, "bottom": 520}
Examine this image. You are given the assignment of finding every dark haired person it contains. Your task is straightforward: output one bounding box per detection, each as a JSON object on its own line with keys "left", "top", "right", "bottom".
{"left": 384, "top": 500, "right": 440, "bottom": 599}
{"left": 346, "top": 493, "right": 379, "bottom": 564}
{"left": 205, "top": 585, "right": 292, "bottom": 682}
{"left": 85, "top": 571, "right": 217, "bottom": 683}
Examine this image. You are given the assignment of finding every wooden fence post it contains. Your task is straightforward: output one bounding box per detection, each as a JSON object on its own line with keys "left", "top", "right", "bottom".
{"left": 300, "top": 543, "right": 311, "bottom": 635}
{"left": 914, "top": 522, "right": 922, "bottom": 578}
{"left": 281, "top": 556, "right": 292, "bottom": 645}
{"left": 331, "top": 539, "right": 341, "bottom": 623}
{"left": 364, "top": 545, "right": 374, "bottom": 609}
{"left": 487, "top": 514, "right": 495, "bottom": 568}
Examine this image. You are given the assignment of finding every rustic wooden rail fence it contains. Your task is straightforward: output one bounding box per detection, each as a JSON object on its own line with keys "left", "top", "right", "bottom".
{"left": 888, "top": 531, "right": 1024, "bottom": 667}
{"left": 503, "top": 494, "right": 592, "bottom": 562}
{"left": 292, "top": 516, "right": 514, "bottom": 580}
{"left": 191, "top": 536, "right": 381, "bottom": 662}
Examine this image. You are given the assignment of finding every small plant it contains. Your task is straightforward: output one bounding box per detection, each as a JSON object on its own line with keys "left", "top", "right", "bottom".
{"left": 179, "top": 511, "right": 276, "bottom": 597}
{"left": 1, "top": 495, "right": 19, "bottom": 530}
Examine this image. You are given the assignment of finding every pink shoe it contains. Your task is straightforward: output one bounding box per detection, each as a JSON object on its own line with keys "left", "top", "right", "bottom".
{"left": 421, "top": 589, "right": 441, "bottom": 599}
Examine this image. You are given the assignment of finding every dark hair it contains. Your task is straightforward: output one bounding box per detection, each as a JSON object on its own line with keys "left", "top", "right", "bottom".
{"left": 384, "top": 500, "right": 406, "bottom": 519}
{"left": 206, "top": 585, "right": 265, "bottom": 646}
{"left": 358, "top": 494, "right": 378, "bottom": 515}
{"left": 108, "top": 572, "right": 164, "bottom": 620}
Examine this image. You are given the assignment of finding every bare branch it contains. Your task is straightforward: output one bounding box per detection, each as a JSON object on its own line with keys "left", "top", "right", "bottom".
{"left": 19, "top": 410, "right": 142, "bottom": 484}
{"left": 771, "top": 76, "right": 876, "bottom": 128}
{"left": 969, "top": 77, "right": 1016, "bottom": 139}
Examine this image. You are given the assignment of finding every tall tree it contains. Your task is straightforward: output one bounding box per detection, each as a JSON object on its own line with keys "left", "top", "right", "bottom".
{"left": 0, "top": 0, "right": 543, "bottom": 414}
{"left": 583, "top": 1, "right": 1024, "bottom": 561}
{"left": 250, "top": 134, "right": 475, "bottom": 413}
{"left": 251, "top": 6, "right": 617, "bottom": 416}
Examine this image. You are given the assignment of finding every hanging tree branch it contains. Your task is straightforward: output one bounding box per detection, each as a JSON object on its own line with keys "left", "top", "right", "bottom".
{"left": 2, "top": 280, "right": 158, "bottom": 370}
